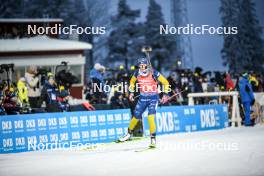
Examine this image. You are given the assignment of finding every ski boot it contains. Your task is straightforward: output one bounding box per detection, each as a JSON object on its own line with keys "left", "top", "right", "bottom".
{"left": 117, "top": 129, "right": 132, "bottom": 142}
{"left": 149, "top": 134, "right": 156, "bottom": 148}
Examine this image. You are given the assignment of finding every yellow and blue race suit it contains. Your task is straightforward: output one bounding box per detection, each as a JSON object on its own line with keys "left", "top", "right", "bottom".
{"left": 128, "top": 69, "right": 170, "bottom": 135}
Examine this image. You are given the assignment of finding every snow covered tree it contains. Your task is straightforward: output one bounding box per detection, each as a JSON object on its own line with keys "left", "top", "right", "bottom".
{"left": 107, "top": 0, "right": 143, "bottom": 69}
{"left": 220, "top": 0, "right": 241, "bottom": 73}
{"left": 220, "top": 0, "right": 264, "bottom": 74}
{"left": 25, "top": 0, "right": 71, "bottom": 20}
{"left": 0, "top": 0, "right": 24, "bottom": 18}
{"left": 145, "top": 0, "right": 176, "bottom": 70}
{"left": 239, "top": 0, "right": 264, "bottom": 74}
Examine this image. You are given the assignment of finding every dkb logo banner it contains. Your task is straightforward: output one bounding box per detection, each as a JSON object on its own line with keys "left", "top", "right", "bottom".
{"left": 142, "top": 105, "right": 228, "bottom": 136}
{"left": 0, "top": 109, "right": 131, "bottom": 153}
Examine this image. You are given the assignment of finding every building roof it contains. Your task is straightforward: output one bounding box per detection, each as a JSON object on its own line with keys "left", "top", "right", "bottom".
{"left": 0, "top": 35, "right": 92, "bottom": 52}
{"left": 0, "top": 18, "right": 63, "bottom": 23}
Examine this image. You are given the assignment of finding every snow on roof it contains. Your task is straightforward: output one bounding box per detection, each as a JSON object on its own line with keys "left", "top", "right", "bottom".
{"left": 0, "top": 18, "right": 63, "bottom": 23}
{"left": 0, "top": 35, "right": 92, "bottom": 52}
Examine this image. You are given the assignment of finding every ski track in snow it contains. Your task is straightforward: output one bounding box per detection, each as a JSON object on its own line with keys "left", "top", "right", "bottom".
{"left": 1, "top": 125, "right": 264, "bottom": 176}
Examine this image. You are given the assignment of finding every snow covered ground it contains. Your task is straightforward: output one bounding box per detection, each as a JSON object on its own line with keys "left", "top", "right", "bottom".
{"left": 1, "top": 125, "right": 264, "bottom": 176}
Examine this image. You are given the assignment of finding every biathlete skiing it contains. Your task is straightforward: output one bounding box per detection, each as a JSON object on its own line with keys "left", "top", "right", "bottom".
{"left": 118, "top": 55, "right": 171, "bottom": 148}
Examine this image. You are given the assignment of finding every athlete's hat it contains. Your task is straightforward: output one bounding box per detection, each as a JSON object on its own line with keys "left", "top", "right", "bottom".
{"left": 138, "top": 58, "right": 148, "bottom": 65}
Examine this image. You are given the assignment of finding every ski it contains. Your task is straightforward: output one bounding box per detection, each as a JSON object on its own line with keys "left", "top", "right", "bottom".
{"left": 115, "top": 136, "right": 147, "bottom": 143}
{"left": 82, "top": 137, "right": 147, "bottom": 151}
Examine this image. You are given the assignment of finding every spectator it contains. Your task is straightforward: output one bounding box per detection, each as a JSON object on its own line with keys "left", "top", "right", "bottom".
{"left": 25, "top": 65, "right": 41, "bottom": 108}
{"left": 215, "top": 71, "right": 225, "bottom": 91}
{"left": 193, "top": 67, "right": 203, "bottom": 93}
{"left": 249, "top": 72, "right": 259, "bottom": 92}
{"left": 17, "top": 77, "right": 29, "bottom": 108}
{"left": 201, "top": 77, "right": 209, "bottom": 92}
{"left": 225, "top": 72, "right": 235, "bottom": 91}
{"left": 167, "top": 72, "right": 179, "bottom": 92}
{"left": 40, "top": 75, "right": 69, "bottom": 112}
{"left": 192, "top": 74, "right": 202, "bottom": 92}
{"left": 256, "top": 74, "right": 263, "bottom": 92}
{"left": 239, "top": 72, "right": 255, "bottom": 126}
{"left": 167, "top": 72, "right": 183, "bottom": 104}
{"left": 110, "top": 92, "right": 129, "bottom": 109}
{"left": 89, "top": 63, "right": 107, "bottom": 104}
{"left": 90, "top": 63, "right": 106, "bottom": 85}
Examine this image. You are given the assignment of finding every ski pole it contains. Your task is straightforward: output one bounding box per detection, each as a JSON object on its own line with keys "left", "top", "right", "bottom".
{"left": 167, "top": 86, "right": 189, "bottom": 101}
{"left": 132, "top": 86, "right": 188, "bottom": 103}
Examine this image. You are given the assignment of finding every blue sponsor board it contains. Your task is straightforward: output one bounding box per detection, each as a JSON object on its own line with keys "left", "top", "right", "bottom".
{"left": 0, "top": 109, "right": 131, "bottom": 153}
{"left": 0, "top": 105, "right": 228, "bottom": 154}
{"left": 142, "top": 104, "right": 228, "bottom": 136}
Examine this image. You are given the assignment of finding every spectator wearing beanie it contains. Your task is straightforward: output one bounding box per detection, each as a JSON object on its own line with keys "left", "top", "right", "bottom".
{"left": 25, "top": 65, "right": 41, "bottom": 108}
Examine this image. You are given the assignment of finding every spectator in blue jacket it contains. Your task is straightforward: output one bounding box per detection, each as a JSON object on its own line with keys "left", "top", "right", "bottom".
{"left": 90, "top": 63, "right": 106, "bottom": 86}
{"left": 89, "top": 63, "right": 107, "bottom": 104}
{"left": 239, "top": 72, "right": 255, "bottom": 126}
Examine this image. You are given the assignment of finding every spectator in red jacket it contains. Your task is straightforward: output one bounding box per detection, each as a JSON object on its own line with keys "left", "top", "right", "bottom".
{"left": 225, "top": 73, "right": 235, "bottom": 91}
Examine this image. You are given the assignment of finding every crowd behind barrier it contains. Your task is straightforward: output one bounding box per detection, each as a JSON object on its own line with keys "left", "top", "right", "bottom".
{"left": 1, "top": 63, "right": 264, "bottom": 126}
{"left": 0, "top": 63, "right": 92, "bottom": 115}
{"left": 86, "top": 64, "right": 264, "bottom": 124}
{"left": 86, "top": 65, "right": 263, "bottom": 106}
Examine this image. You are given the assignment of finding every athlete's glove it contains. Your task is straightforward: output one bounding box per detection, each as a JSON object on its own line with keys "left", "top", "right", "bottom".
{"left": 161, "top": 94, "right": 169, "bottom": 104}
{"left": 129, "top": 93, "right": 134, "bottom": 102}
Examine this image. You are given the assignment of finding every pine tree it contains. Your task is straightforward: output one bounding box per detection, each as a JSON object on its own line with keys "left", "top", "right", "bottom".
{"left": 220, "top": 0, "right": 264, "bottom": 74}
{"left": 25, "top": 0, "right": 71, "bottom": 19}
{"left": 239, "top": 0, "right": 264, "bottom": 73}
{"left": 0, "top": 0, "right": 23, "bottom": 18}
{"left": 220, "top": 0, "right": 241, "bottom": 73}
{"left": 145, "top": 0, "right": 176, "bottom": 70}
{"left": 24, "top": 0, "right": 91, "bottom": 37}
{"left": 107, "top": 0, "right": 143, "bottom": 69}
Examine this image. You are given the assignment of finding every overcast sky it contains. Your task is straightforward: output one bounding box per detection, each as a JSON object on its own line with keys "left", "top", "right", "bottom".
{"left": 111, "top": 0, "right": 264, "bottom": 71}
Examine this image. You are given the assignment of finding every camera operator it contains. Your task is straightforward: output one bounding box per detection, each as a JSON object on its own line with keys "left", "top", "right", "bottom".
{"left": 25, "top": 65, "right": 41, "bottom": 108}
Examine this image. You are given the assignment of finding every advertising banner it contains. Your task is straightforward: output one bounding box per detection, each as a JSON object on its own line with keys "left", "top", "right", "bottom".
{"left": 142, "top": 105, "right": 228, "bottom": 136}
{"left": 0, "top": 109, "right": 131, "bottom": 153}
{"left": 0, "top": 105, "right": 228, "bottom": 153}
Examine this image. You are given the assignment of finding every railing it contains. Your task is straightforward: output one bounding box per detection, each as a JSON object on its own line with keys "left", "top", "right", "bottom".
{"left": 188, "top": 91, "right": 241, "bottom": 127}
